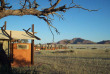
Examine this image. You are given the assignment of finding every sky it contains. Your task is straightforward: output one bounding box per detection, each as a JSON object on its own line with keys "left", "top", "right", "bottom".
{"left": 0, "top": 0, "right": 110, "bottom": 44}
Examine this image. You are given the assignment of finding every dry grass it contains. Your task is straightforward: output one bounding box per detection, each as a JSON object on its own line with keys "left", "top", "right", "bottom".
{"left": 12, "top": 49, "right": 110, "bottom": 74}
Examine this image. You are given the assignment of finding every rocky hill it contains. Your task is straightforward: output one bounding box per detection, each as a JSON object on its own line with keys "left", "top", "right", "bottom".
{"left": 57, "top": 38, "right": 96, "bottom": 44}
{"left": 56, "top": 38, "right": 110, "bottom": 44}
{"left": 97, "top": 40, "right": 110, "bottom": 44}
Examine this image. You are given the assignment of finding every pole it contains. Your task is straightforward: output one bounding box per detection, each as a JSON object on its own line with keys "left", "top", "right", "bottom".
{"left": 4, "top": 21, "right": 6, "bottom": 30}
{"left": 31, "top": 24, "right": 34, "bottom": 65}
{"left": 10, "top": 31, "right": 12, "bottom": 62}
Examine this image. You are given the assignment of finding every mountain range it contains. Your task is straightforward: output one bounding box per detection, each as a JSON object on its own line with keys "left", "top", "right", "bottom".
{"left": 56, "top": 38, "right": 110, "bottom": 44}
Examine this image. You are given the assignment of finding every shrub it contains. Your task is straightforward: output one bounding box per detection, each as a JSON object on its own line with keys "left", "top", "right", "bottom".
{"left": 69, "top": 50, "right": 74, "bottom": 52}
{"left": 105, "top": 49, "right": 109, "bottom": 52}
{"left": 91, "top": 48, "right": 97, "bottom": 49}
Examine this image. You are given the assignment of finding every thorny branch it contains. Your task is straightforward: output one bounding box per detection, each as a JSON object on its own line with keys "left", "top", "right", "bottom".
{"left": 38, "top": 16, "right": 60, "bottom": 42}
{"left": 0, "top": 0, "right": 98, "bottom": 42}
{"left": 0, "top": 0, "right": 12, "bottom": 10}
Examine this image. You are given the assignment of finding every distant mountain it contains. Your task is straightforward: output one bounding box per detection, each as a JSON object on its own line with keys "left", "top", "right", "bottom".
{"left": 57, "top": 38, "right": 96, "bottom": 44}
{"left": 56, "top": 38, "right": 110, "bottom": 44}
{"left": 70, "top": 38, "right": 96, "bottom": 44}
{"left": 97, "top": 40, "right": 110, "bottom": 44}
{"left": 57, "top": 39, "right": 69, "bottom": 44}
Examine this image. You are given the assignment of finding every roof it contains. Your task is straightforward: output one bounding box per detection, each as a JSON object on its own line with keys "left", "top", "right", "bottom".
{"left": 0, "top": 30, "right": 39, "bottom": 40}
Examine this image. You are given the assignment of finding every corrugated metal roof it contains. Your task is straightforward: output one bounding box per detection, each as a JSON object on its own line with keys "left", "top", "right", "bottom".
{"left": 0, "top": 30, "right": 37, "bottom": 40}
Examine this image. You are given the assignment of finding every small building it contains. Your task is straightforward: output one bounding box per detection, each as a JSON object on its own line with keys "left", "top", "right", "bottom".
{"left": 0, "top": 21, "right": 41, "bottom": 67}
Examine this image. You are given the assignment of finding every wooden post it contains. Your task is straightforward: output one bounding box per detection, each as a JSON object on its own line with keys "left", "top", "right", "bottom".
{"left": 51, "top": 45, "right": 52, "bottom": 50}
{"left": 4, "top": 21, "right": 6, "bottom": 30}
{"left": 54, "top": 44, "right": 56, "bottom": 50}
{"left": 45, "top": 44, "right": 47, "bottom": 50}
{"left": 8, "top": 40, "right": 9, "bottom": 57}
{"left": 31, "top": 24, "right": 34, "bottom": 65}
{"left": 10, "top": 31, "right": 12, "bottom": 62}
{"left": 48, "top": 44, "right": 49, "bottom": 50}
{"left": 40, "top": 44, "right": 41, "bottom": 50}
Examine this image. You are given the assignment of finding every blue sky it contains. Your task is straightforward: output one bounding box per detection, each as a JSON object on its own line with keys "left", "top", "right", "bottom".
{"left": 0, "top": 0, "right": 110, "bottom": 44}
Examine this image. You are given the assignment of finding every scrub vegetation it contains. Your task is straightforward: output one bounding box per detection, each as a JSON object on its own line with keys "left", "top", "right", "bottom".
{"left": 12, "top": 49, "right": 110, "bottom": 74}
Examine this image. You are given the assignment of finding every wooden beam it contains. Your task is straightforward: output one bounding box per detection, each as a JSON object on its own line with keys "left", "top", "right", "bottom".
{"left": 4, "top": 21, "right": 6, "bottom": 30}
{"left": 23, "top": 29, "right": 41, "bottom": 40}
{"left": 8, "top": 40, "right": 9, "bottom": 57}
{"left": 31, "top": 24, "right": 34, "bottom": 65}
{"left": 2, "top": 21, "right": 7, "bottom": 30}
{"left": 27, "top": 28, "right": 31, "bottom": 32}
{"left": 1, "top": 28, "right": 12, "bottom": 39}
{"left": 10, "top": 31, "right": 12, "bottom": 62}
{"left": 34, "top": 32, "right": 37, "bottom": 34}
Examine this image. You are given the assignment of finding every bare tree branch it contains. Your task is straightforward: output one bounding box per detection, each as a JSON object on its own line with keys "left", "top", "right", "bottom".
{"left": 37, "top": 16, "right": 58, "bottom": 32}
{"left": 38, "top": 16, "right": 60, "bottom": 41}
{"left": 48, "top": 26, "right": 55, "bottom": 42}
{"left": 23, "top": 0, "right": 31, "bottom": 9}
{"left": 0, "top": 0, "right": 12, "bottom": 10}
{"left": 0, "top": 0, "right": 97, "bottom": 42}
{"left": 0, "top": 0, "right": 5, "bottom": 10}
{"left": 33, "top": 0, "right": 39, "bottom": 8}
{"left": 54, "top": 13, "right": 64, "bottom": 20}
{"left": 47, "top": 0, "right": 61, "bottom": 11}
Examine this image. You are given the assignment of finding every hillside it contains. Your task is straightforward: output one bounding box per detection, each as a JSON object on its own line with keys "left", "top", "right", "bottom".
{"left": 57, "top": 38, "right": 110, "bottom": 44}
{"left": 57, "top": 38, "right": 96, "bottom": 44}
{"left": 97, "top": 40, "right": 110, "bottom": 44}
